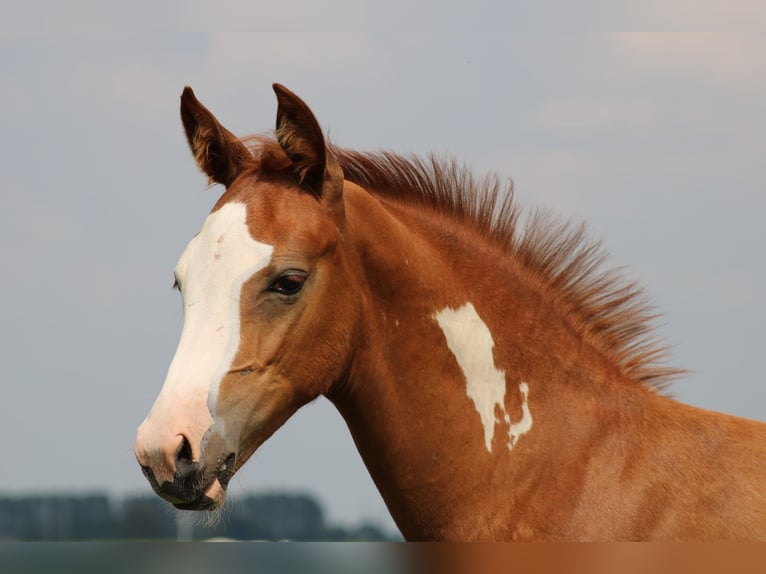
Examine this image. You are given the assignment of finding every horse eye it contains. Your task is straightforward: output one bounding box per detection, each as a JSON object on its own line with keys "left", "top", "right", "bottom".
{"left": 269, "top": 271, "right": 307, "bottom": 295}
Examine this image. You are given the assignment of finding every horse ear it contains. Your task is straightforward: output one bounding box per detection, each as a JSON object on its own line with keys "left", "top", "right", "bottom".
{"left": 180, "top": 87, "right": 251, "bottom": 187}
{"left": 272, "top": 84, "right": 343, "bottom": 206}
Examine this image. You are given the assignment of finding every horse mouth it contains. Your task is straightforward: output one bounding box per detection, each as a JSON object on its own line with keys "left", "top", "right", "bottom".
{"left": 171, "top": 467, "right": 230, "bottom": 510}
{"left": 172, "top": 478, "right": 224, "bottom": 510}
{"left": 173, "top": 452, "right": 236, "bottom": 510}
{"left": 141, "top": 452, "right": 236, "bottom": 510}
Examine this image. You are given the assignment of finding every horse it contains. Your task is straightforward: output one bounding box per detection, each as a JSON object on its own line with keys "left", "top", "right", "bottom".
{"left": 134, "top": 84, "right": 766, "bottom": 541}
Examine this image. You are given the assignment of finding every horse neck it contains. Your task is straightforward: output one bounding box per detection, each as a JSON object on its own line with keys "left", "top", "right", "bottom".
{"left": 328, "top": 187, "right": 663, "bottom": 539}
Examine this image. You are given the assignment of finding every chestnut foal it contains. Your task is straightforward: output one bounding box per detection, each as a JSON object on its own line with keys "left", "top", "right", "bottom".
{"left": 135, "top": 85, "right": 765, "bottom": 540}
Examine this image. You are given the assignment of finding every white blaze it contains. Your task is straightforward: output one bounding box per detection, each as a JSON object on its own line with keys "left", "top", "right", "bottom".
{"left": 146, "top": 202, "right": 273, "bottom": 444}
{"left": 434, "top": 303, "right": 533, "bottom": 453}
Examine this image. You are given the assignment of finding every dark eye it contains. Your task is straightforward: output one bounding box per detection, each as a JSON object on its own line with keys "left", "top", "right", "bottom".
{"left": 269, "top": 271, "right": 307, "bottom": 296}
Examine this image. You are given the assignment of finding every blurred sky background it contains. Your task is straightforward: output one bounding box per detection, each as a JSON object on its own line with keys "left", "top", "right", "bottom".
{"left": 1, "top": 2, "right": 764, "bottom": 534}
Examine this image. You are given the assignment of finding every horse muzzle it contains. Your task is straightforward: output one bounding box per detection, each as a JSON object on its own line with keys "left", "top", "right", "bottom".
{"left": 134, "top": 423, "right": 236, "bottom": 510}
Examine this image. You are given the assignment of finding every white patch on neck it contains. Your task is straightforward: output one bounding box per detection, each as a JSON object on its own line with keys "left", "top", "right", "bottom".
{"left": 434, "top": 303, "right": 533, "bottom": 453}
{"left": 148, "top": 202, "right": 273, "bottom": 445}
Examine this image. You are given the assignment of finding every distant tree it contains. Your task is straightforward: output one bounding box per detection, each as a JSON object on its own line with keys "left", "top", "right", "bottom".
{"left": 0, "top": 492, "right": 396, "bottom": 541}
{"left": 0, "top": 495, "right": 113, "bottom": 541}
{"left": 117, "top": 496, "right": 176, "bottom": 540}
{"left": 192, "top": 493, "right": 327, "bottom": 540}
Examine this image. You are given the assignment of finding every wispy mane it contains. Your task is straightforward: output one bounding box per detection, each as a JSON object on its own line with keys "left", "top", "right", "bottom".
{"left": 245, "top": 136, "right": 681, "bottom": 391}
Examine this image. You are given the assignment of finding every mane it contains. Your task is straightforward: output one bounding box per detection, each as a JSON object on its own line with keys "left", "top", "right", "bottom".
{"left": 244, "top": 136, "right": 681, "bottom": 392}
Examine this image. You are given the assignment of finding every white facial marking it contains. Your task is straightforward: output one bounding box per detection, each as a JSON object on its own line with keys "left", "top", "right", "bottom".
{"left": 147, "top": 202, "right": 273, "bottom": 448}
{"left": 434, "top": 303, "right": 533, "bottom": 453}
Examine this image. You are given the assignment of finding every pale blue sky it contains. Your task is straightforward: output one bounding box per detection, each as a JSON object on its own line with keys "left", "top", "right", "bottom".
{"left": 1, "top": 3, "right": 764, "bottom": 533}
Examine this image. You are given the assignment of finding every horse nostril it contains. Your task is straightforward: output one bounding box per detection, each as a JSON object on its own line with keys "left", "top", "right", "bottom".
{"left": 177, "top": 435, "right": 193, "bottom": 463}
{"left": 175, "top": 435, "right": 197, "bottom": 479}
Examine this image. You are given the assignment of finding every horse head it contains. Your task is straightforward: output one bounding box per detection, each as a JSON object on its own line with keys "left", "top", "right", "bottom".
{"left": 134, "top": 85, "right": 357, "bottom": 509}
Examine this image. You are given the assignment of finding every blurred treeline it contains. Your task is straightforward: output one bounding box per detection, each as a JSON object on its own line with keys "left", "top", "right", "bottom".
{"left": 0, "top": 492, "right": 396, "bottom": 541}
